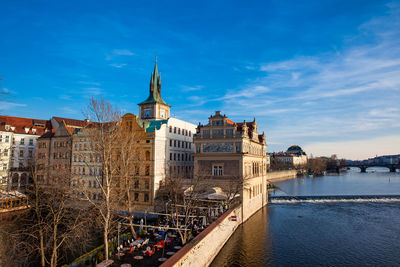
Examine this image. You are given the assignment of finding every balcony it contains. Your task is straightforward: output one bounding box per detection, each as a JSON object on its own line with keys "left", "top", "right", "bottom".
{"left": 194, "top": 133, "right": 242, "bottom": 140}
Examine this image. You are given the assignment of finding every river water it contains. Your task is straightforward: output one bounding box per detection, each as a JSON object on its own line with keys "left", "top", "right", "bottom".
{"left": 211, "top": 168, "right": 400, "bottom": 266}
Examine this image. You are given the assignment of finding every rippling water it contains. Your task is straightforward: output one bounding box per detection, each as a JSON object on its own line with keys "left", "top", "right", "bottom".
{"left": 211, "top": 168, "right": 400, "bottom": 266}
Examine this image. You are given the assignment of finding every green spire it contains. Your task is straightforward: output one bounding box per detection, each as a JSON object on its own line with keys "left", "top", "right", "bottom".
{"left": 140, "top": 57, "right": 167, "bottom": 105}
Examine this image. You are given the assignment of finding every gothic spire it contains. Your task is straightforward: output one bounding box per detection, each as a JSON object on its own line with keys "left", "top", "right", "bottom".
{"left": 139, "top": 57, "right": 167, "bottom": 105}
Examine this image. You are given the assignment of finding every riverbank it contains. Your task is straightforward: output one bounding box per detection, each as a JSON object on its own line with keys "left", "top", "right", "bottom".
{"left": 159, "top": 170, "right": 298, "bottom": 267}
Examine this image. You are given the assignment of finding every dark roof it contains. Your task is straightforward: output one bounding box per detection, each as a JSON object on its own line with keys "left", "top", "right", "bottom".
{"left": 53, "top": 117, "right": 89, "bottom": 128}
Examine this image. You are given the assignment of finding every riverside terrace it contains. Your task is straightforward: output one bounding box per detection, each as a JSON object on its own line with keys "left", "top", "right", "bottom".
{"left": 111, "top": 210, "right": 224, "bottom": 267}
{"left": 67, "top": 203, "right": 227, "bottom": 267}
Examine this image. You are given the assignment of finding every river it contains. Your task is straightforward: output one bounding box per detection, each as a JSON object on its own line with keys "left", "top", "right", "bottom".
{"left": 211, "top": 168, "right": 400, "bottom": 266}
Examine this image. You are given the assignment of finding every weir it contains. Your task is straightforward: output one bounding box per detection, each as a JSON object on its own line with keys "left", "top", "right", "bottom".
{"left": 269, "top": 195, "right": 400, "bottom": 203}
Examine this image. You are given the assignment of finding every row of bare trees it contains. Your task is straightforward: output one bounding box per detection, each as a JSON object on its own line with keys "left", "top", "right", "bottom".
{"left": 0, "top": 97, "right": 144, "bottom": 266}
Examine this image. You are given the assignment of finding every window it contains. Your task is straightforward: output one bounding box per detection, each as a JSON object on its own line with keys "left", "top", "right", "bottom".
{"left": 5, "top": 136, "right": 9, "bottom": 143}
{"left": 236, "top": 143, "right": 241, "bottom": 153}
{"left": 20, "top": 138, "right": 25, "bottom": 145}
{"left": 212, "top": 129, "right": 223, "bottom": 136}
{"left": 178, "top": 154, "right": 180, "bottom": 161}
{"left": 174, "top": 153, "right": 176, "bottom": 161}
{"left": 0, "top": 135, "right": 2, "bottom": 142}
{"left": 178, "top": 141, "right": 180, "bottom": 148}
{"left": 28, "top": 150, "right": 33, "bottom": 158}
{"left": 144, "top": 193, "right": 149, "bottom": 202}
{"left": 29, "top": 139, "right": 34, "bottom": 146}
{"left": 19, "top": 150, "right": 24, "bottom": 157}
{"left": 170, "top": 153, "right": 172, "bottom": 160}
{"left": 189, "top": 132, "right": 191, "bottom": 137}
{"left": 145, "top": 151, "right": 150, "bottom": 161}
{"left": 169, "top": 126, "right": 172, "bottom": 133}
{"left": 134, "top": 180, "right": 139, "bottom": 189}
{"left": 174, "top": 140, "right": 176, "bottom": 147}
{"left": 134, "top": 193, "right": 139, "bottom": 201}
{"left": 145, "top": 166, "right": 150, "bottom": 176}
{"left": 174, "top": 127, "right": 176, "bottom": 133}
{"left": 213, "top": 165, "right": 223, "bottom": 176}
{"left": 170, "top": 140, "right": 172, "bottom": 147}
{"left": 178, "top": 128, "right": 181, "bottom": 134}
{"left": 202, "top": 130, "right": 210, "bottom": 137}
{"left": 145, "top": 181, "right": 149, "bottom": 189}
{"left": 226, "top": 129, "right": 233, "bottom": 136}
{"left": 144, "top": 109, "right": 151, "bottom": 118}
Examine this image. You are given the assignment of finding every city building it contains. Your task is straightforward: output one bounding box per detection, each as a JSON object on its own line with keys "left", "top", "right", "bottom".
{"left": 193, "top": 111, "right": 268, "bottom": 220}
{"left": 270, "top": 145, "right": 308, "bottom": 167}
{"left": 0, "top": 115, "right": 51, "bottom": 191}
{"left": 64, "top": 59, "right": 196, "bottom": 212}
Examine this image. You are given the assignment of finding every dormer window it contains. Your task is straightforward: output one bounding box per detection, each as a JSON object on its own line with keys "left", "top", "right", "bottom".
{"left": 10, "top": 126, "right": 15, "bottom": 131}
{"left": 32, "top": 129, "right": 37, "bottom": 134}
{"left": 5, "top": 125, "right": 10, "bottom": 131}
{"left": 25, "top": 128, "right": 29, "bottom": 134}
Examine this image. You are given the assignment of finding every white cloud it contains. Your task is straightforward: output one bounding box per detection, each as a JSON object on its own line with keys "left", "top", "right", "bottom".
{"left": 181, "top": 85, "right": 203, "bottom": 92}
{"left": 112, "top": 49, "right": 134, "bottom": 56}
{"left": 0, "top": 101, "right": 27, "bottom": 110}
{"left": 109, "top": 63, "right": 127, "bottom": 68}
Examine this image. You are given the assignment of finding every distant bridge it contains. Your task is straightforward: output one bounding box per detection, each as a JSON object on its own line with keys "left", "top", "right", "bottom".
{"left": 345, "top": 163, "right": 399, "bottom": 173}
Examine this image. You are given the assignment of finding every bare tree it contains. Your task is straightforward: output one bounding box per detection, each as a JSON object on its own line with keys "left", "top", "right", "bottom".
{"left": 80, "top": 97, "right": 121, "bottom": 261}
{"left": 114, "top": 115, "right": 149, "bottom": 239}
{"left": 0, "top": 164, "right": 94, "bottom": 267}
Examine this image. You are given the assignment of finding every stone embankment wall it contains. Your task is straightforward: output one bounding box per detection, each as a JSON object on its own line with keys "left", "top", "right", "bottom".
{"left": 160, "top": 205, "right": 242, "bottom": 267}
{"left": 161, "top": 170, "right": 298, "bottom": 267}
{"left": 266, "top": 169, "right": 298, "bottom": 182}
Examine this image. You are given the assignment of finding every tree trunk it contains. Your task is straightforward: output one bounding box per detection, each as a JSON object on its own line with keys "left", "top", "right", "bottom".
{"left": 104, "top": 219, "right": 109, "bottom": 261}
{"left": 50, "top": 224, "right": 58, "bottom": 267}
{"left": 39, "top": 229, "right": 45, "bottom": 267}
{"left": 128, "top": 217, "right": 137, "bottom": 239}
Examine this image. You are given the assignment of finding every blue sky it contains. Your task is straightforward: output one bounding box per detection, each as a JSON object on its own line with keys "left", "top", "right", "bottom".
{"left": 1, "top": 0, "right": 400, "bottom": 159}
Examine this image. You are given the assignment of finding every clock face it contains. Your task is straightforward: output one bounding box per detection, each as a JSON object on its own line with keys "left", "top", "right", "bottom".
{"left": 144, "top": 110, "right": 151, "bottom": 118}
{"left": 160, "top": 110, "right": 165, "bottom": 118}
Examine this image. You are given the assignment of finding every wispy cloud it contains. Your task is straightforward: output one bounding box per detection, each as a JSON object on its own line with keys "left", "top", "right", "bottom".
{"left": 59, "top": 94, "right": 72, "bottom": 100}
{"left": 181, "top": 85, "right": 203, "bottom": 92}
{"left": 0, "top": 101, "right": 27, "bottom": 110}
{"left": 83, "top": 87, "right": 104, "bottom": 96}
{"left": 109, "top": 63, "right": 127, "bottom": 68}
{"left": 105, "top": 49, "right": 134, "bottom": 61}
{"left": 194, "top": 5, "right": 400, "bottom": 158}
{"left": 78, "top": 81, "right": 101, "bottom": 86}
{"left": 112, "top": 49, "right": 134, "bottom": 56}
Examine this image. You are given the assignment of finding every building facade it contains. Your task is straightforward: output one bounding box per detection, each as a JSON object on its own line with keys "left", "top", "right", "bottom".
{"left": 193, "top": 111, "right": 268, "bottom": 221}
{"left": 0, "top": 116, "right": 50, "bottom": 191}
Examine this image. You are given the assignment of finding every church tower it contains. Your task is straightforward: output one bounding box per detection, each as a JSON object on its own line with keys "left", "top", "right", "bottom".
{"left": 138, "top": 57, "right": 171, "bottom": 121}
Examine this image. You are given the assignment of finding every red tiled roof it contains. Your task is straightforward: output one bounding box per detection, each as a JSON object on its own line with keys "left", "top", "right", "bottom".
{"left": 226, "top": 119, "right": 235, "bottom": 125}
{"left": 53, "top": 117, "right": 89, "bottom": 128}
{"left": 0, "top": 115, "right": 51, "bottom": 135}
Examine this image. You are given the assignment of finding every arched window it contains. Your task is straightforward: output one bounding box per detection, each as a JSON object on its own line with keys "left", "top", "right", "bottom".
{"left": 145, "top": 151, "right": 150, "bottom": 161}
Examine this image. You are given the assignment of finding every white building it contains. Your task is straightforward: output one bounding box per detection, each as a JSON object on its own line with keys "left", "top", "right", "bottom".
{"left": 135, "top": 59, "right": 196, "bottom": 210}
{"left": 0, "top": 116, "right": 50, "bottom": 191}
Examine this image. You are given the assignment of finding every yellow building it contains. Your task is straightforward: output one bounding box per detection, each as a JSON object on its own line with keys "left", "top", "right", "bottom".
{"left": 193, "top": 111, "right": 268, "bottom": 221}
